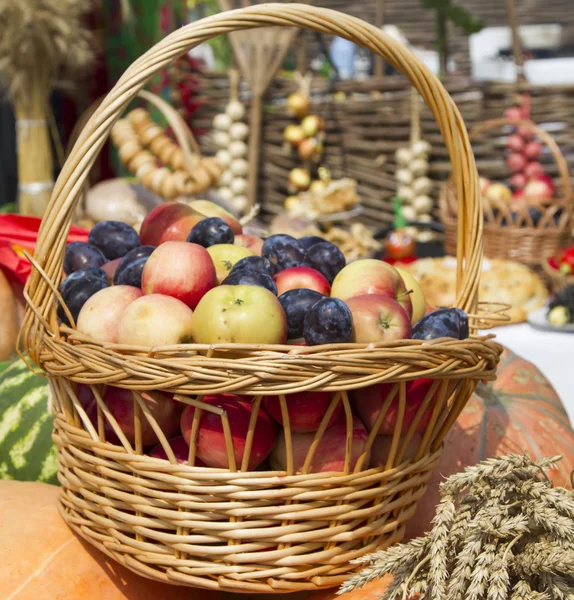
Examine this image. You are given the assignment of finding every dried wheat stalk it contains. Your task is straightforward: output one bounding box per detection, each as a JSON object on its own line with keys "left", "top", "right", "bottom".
{"left": 0, "top": 0, "right": 96, "bottom": 216}
{"left": 340, "top": 454, "right": 574, "bottom": 600}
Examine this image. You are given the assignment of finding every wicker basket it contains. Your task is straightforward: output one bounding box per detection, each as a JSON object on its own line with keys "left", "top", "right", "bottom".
{"left": 21, "top": 5, "right": 503, "bottom": 594}
{"left": 440, "top": 118, "right": 573, "bottom": 268}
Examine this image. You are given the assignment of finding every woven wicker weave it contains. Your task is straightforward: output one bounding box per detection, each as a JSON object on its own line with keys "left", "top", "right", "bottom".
{"left": 20, "top": 5, "right": 502, "bottom": 594}
{"left": 440, "top": 118, "right": 573, "bottom": 268}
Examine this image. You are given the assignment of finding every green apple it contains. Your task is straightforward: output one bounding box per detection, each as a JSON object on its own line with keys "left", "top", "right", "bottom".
{"left": 190, "top": 285, "right": 288, "bottom": 345}
{"left": 206, "top": 244, "right": 255, "bottom": 284}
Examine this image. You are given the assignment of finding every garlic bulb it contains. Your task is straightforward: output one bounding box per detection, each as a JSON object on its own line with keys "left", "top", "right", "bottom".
{"left": 218, "top": 187, "right": 233, "bottom": 202}
{"left": 413, "top": 177, "right": 432, "bottom": 196}
{"left": 396, "top": 168, "right": 413, "bottom": 186}
{"left": 401, "top": 205, "right": 416, "bottom": 221}
{"left": 398, "top": 185, "right": 415, "bottom": 202}
{"left": 213, "top": 131, "right": 230, "bottom": 148}
{"left": 229, "top": 140, "right": 247, "bottom": 159}
{"left": 219, "top": 170, "right": 233, "bottom": 187}
{"left": 416, "top": 230, "right": 435, "bottom": 243}
{"left": 395, "top": 147, "right": 412, "bottom": 166}
{"left": 230, "top": 177, "right": 247, "bottom": 196}
{"left": 417, "top": 214, "right": 432, "bottom": 223}
{"left": 216, "top": 149, "right": 232, "bottom": 168}
{"left": 226, "top": 100, "right": 245, "bottom": 121}
{"left": 231, "top": 195, "right": 249, "bottom": 212}
{"left": 213, "top": 113, "right": 232, "bottom": 131}
{"left": 230, "top": 158, "right": 249, "bottom": 177}
{"left": 412, "top": 140, "right": 431, "bottom": 158}
{"left": 229, "top": 121, "right": 249, "bottom": 141}
{"left": 410, "top": 158, "right": 429, "bottom": 177}
{"left": 405, "top": 226, "right": 418, "bottom": 238}
{"left": 413, "top": 195, "right": 433, "bottom": 214}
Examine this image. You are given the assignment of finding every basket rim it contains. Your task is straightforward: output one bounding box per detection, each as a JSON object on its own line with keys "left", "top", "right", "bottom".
{"left": 34, "top": 328, "right": 503, "bottom": 396}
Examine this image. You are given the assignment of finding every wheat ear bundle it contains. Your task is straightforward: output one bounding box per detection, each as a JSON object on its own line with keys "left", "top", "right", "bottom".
{"left": 0, "top": 0, "right": 96, "bottom": 216}
{"left": 341, "top": 454, "right": 574, "bottom": 600}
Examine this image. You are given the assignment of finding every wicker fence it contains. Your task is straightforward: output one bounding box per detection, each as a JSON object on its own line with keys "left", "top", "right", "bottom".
{"left": 189, "top": 71, "right": 574, "bottom": 227}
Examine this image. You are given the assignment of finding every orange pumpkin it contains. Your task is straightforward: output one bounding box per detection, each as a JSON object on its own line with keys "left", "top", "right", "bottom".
{"left": 406, "top": 347, "right": 574, "bottom": 539}
{"left": 0, "top": 480, "right": 218, "bottom": 600}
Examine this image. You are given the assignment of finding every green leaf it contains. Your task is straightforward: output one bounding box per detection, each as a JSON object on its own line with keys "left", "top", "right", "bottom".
{"left": 443, "top": 5, "right": 485, "bottom": 34}
{"left": 419, "top": 0, "right": 484, "bottom": 35}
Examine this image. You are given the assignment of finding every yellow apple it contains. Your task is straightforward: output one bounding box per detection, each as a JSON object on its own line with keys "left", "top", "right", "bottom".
{"left": 206, "top": 244, "right": 255, "bottom": 284}
{"left": 189, "top": 199, "right": 242, "bottom": 234}
{"left": 330, "top": 259, "right": 413, "bottom": 321}
{"left": 190, "top": 285, "right": 287, "bottom": 345}
{"left": 395, "top": 266, "right": 426, "bottom": 325}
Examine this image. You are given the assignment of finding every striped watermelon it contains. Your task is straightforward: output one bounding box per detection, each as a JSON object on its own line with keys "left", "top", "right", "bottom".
{"left": 0, "top": 358, "right": 58, "bottom": 485}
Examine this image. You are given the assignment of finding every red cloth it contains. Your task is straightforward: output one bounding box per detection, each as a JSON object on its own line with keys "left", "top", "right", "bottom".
{"left": 0, "top": 215, "right": 89, "bottom": 284}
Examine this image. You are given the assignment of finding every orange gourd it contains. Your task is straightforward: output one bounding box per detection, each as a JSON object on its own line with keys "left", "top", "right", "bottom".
{"left": 407, "top": 348, "right": 574, "bottom": 539}
{"left": 0, "top": 480, "right": 218, "bottom": 600}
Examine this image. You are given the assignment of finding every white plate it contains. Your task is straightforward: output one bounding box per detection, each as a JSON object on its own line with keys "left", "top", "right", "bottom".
{"left": 527, "top": 307, "right": 574, "bottom": 333}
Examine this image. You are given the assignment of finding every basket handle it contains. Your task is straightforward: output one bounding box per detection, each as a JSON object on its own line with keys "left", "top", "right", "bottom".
{"left": 22, "top": 4, "right": 483, "bottom": 361}
{"left": 469, "top": 118, "right": 573, "bottom": 206}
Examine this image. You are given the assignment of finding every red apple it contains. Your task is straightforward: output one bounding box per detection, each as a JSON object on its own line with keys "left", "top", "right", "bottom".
{"left": 330, "top": 259, "right": 413, "bottom": 321}
{"left": 352, "top": 378, "right": 436, "bottom": 436}
{"left": 370, "top": 433, "right": 422, "bottom": 468}
{"left": 189, "top": 200, "right": 242, "bottom": 235}
{"left": 235, "top": 234, "right": 264, "bottom": 256}
{"left": 101, "top": 258, "right": 122, "bottom": 283}
{"left": 270, "top": 413, "right": 369, "bottom": 473}
{"left": 87, "top": 386, "right": 180, "bottom": 446}
{"left": 180, "top": 395, "right": 277, "bottom": 470}
{"left": 532, "top": 173, "right": 556, "bottom": 193}
{"left": 117, "top": 294, "right": 194, "bottom": 347}
{"left": 76, "top": 383, "right": 96, "bottom": 410}
{"left": 274, "top": 266, "right": 331, "bottom": 296}
{"left": 140, "top": 202, "right": 202, "bottom": 246}
{"left": 524, "top": 178, "right": 554, "bottom": 202}
{"left": 149, "top": 436, "right": 205, "bottom": 465}
{"left": 346, "top": 295, "right": 412, "bottom": 343}
{"left": 77, "top": 285, "right": 142, "bottom": 344}
{"left": 206, "top": 244, "right": 256, "bottom": 284}
{"left": 263, "top": 391, "right": 341, "bottom": 433}
{"left": 190, "top": 285, "right": 287, "bottom": 345}
{"left": 142, "top": 241, "right": 216, "bottom": 309}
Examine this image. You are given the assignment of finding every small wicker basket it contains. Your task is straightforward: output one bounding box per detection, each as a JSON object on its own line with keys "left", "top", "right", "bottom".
{"left": 440, "top": 118, "right": 573, "bottom": 269}
{"left": 21, "top": 5, "right": 502, "bottom": 594}
{"left": 542, "top": 254, "right": 574, "bottom": 294}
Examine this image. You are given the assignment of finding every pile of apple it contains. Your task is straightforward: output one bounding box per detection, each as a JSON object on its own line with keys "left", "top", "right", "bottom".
{"left": 60, "top": 198, "right": 470, "bottom": 473}
{"left": 480, "top": 105, "right": 558, "bottom": 226}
